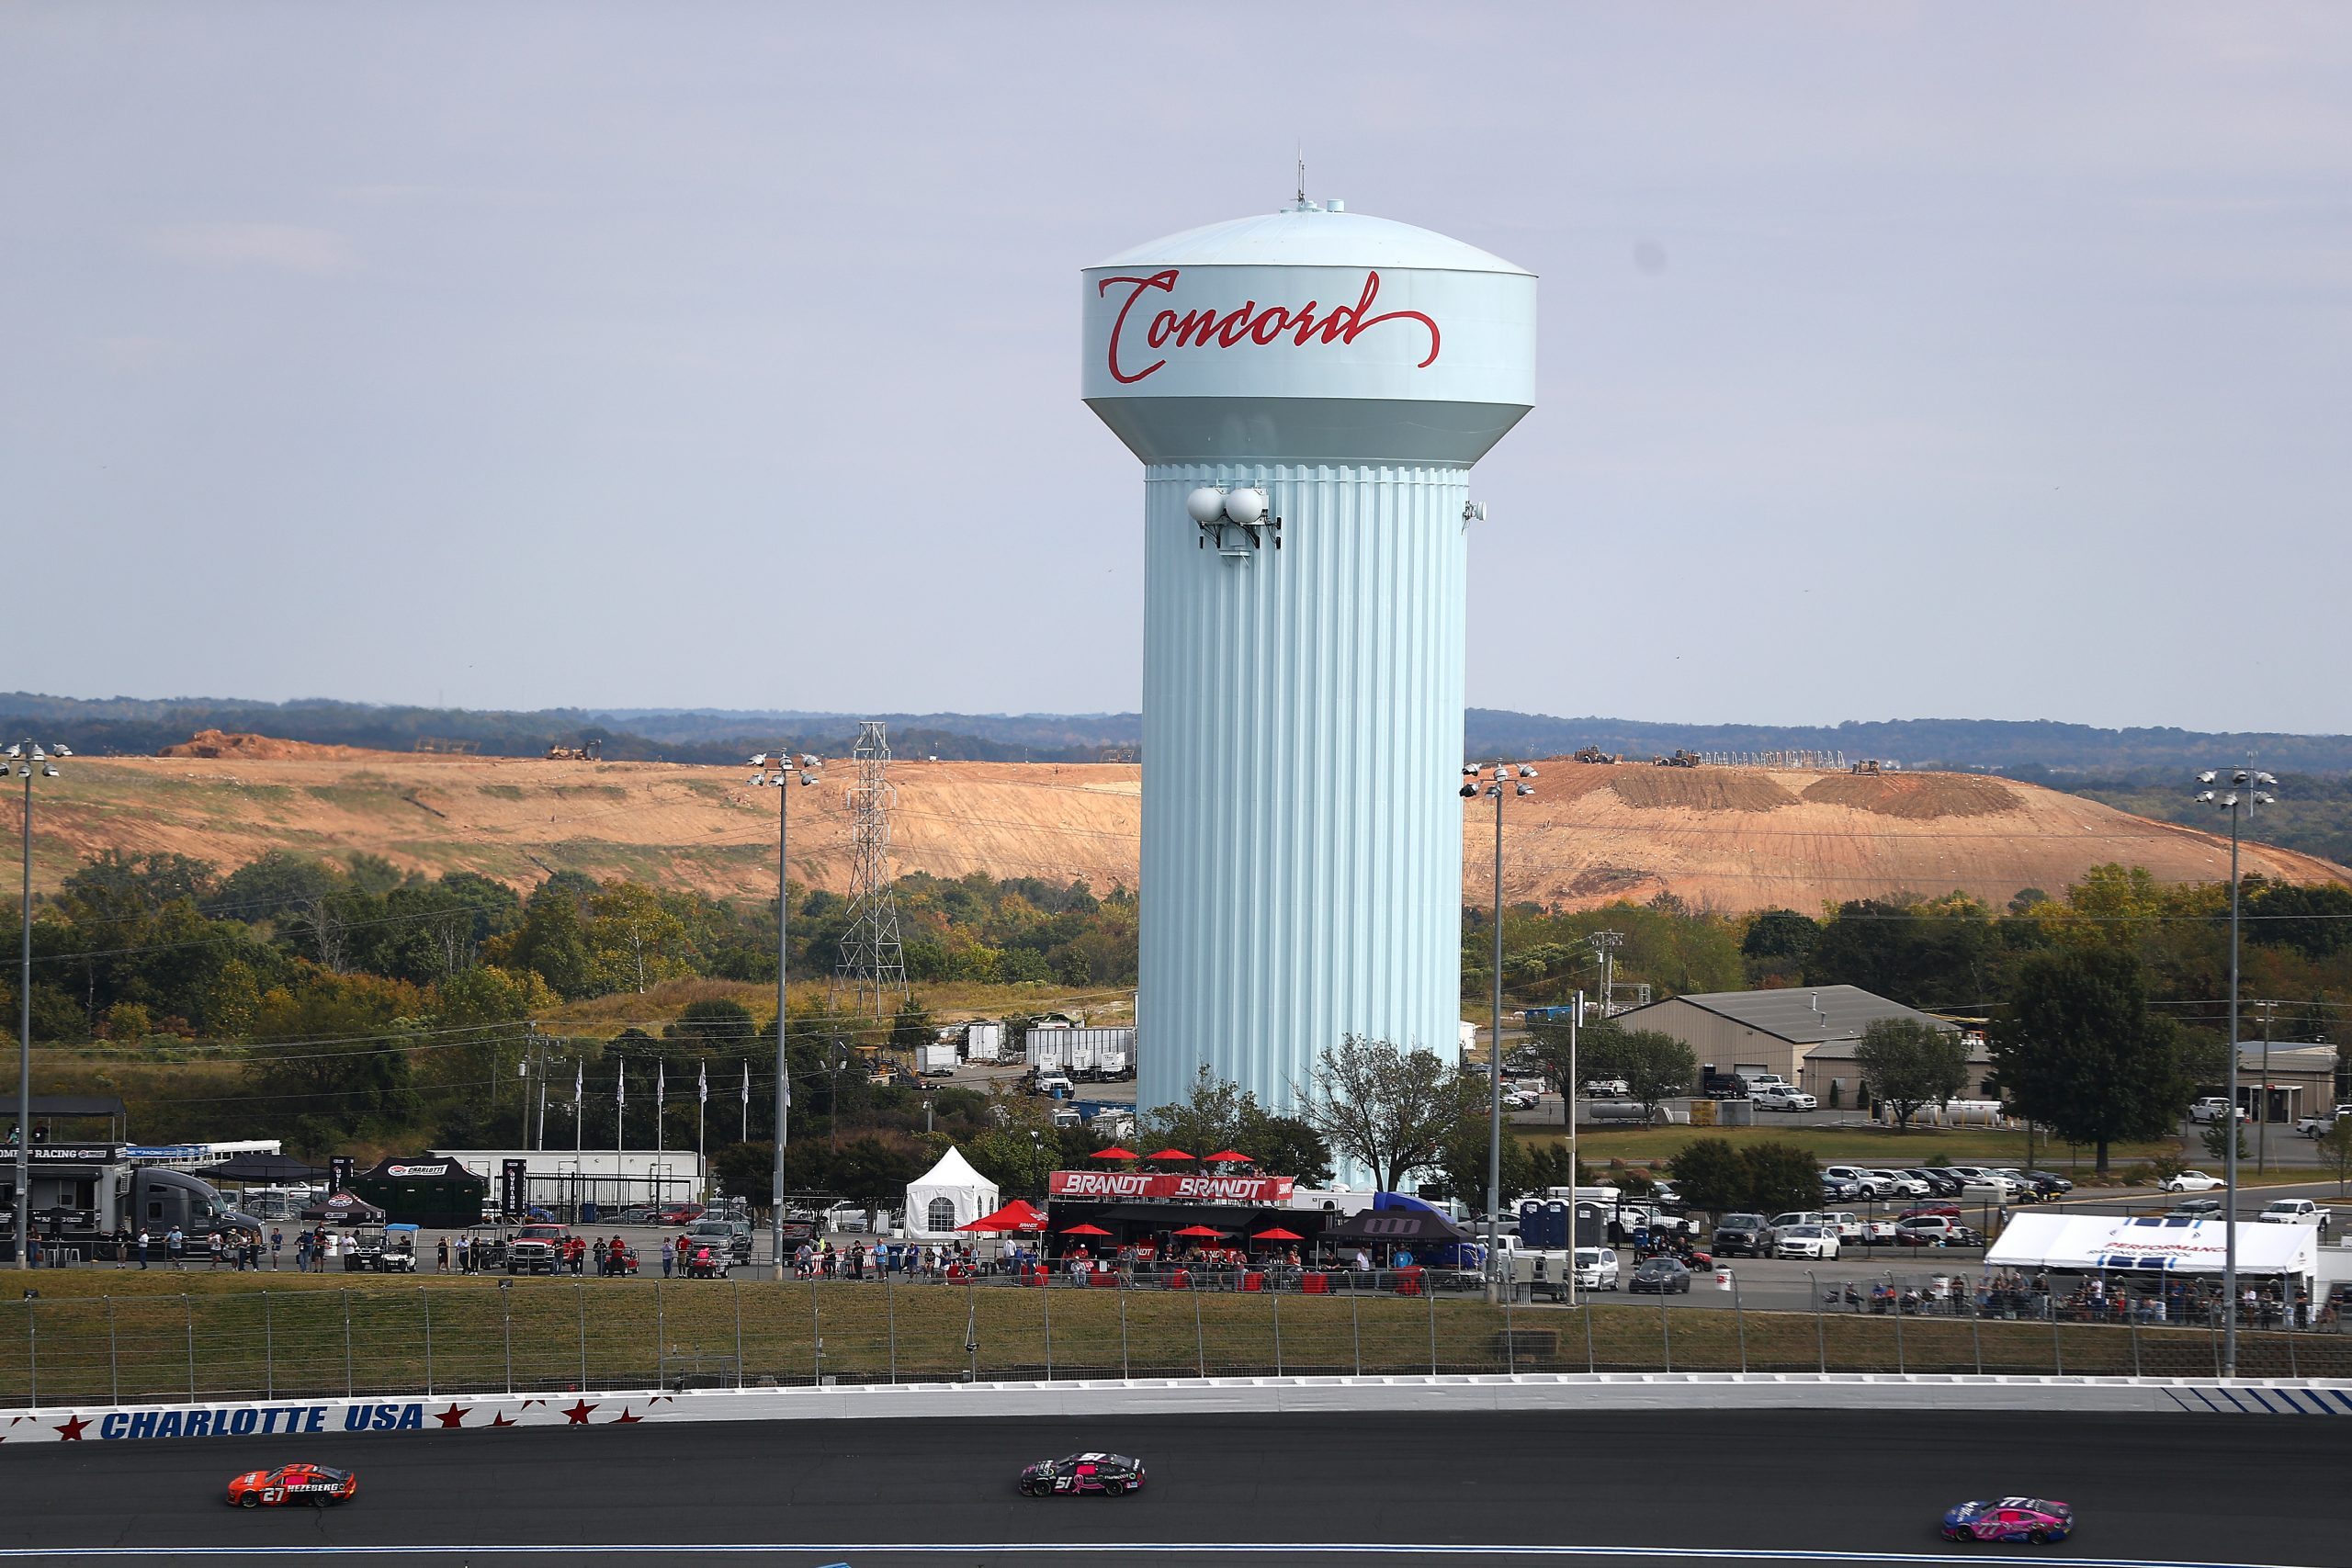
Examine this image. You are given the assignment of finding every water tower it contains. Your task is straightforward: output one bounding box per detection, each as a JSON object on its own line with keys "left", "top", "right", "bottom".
{"left": 1082, "top": 197, "right": 1537, "bottom": 1124}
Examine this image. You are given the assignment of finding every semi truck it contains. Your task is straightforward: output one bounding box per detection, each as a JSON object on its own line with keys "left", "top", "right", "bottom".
{"left": 1, "top": 1143, "right": 256, "bottom": 1259}
{"left": 1023, "top": 1026, "right": 1136, "bottom": 1081}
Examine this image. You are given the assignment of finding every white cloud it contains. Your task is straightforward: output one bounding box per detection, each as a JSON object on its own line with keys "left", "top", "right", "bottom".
{"left": 147, "top": 221, "right": 354, "bottom": 274}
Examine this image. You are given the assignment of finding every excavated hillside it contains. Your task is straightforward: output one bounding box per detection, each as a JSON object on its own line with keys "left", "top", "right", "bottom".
{"left": 28, "top": 746, "right": 2350, "bottom": 910}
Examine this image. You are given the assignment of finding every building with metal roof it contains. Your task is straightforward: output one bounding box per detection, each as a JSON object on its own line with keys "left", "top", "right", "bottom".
{"left": 1611, "top": 985, "right": 1969, "bottom": 1100}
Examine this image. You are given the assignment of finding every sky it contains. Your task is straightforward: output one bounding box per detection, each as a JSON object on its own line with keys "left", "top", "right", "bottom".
{"left": 6, "top": 5, "right": 2348, "bottom": 733}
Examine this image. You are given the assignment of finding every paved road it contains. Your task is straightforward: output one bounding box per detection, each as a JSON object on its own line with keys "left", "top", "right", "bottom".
{"left": 4, "top": 1408, "right": 2342, "bottom": 1565}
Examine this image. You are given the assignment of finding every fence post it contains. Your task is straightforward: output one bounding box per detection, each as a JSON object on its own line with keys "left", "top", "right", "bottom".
{"left": 503, "top": 1286, "right": 514, "bottom": 1394}
{"left": 655, "top": 1280, "right": 665, "bottom": 1391}
{"left": 1185, "top": 1279, "right": 1204, "bottom": 1382}
{"left": 1041, "top": 1271, "right": 1052, "bottom": 1382}
{"left": 25, "top": 1298, "right": 35, "bottom": 1409}
{"left": 107, "top": 1294, "right": 119, "bottom": 1406}
{"left": 1733, "top": 1273, "right": 1747, "bottom": 1373}
{"left": 967, "top": 1274, "right": 979, "bottom": 1383}
{"left": 1584, "top": 1299, "right": 1596, "bottom": 1373}
{"left": 734, "top": 1280, "right": 746, "bottom": 1391}
{"left": 1272, "top": 1282, "right": 1283, "bottom": 1376}
{"left": 2210, "top": 1305, "right": 2222, "bottom": 1378}
{"left": 1659, "top": 1292, "right": 1671, "bottom": 1373}
{"left": 1350, "top": 1288, "right": 1362, "bottom": 1377}
{"left": 187, "top": 1293, "right": 199, "bottom": 1402}
{"left": 1501, "top": 1282, "right": 1511, "bottom": 1376}
{"left": 884, "top": 1269, "right": 896, "bottom": 1384}
{"left": 577, "top": 1283, "right": 588, "bottom": 1391}
{"left": 1970, "top": 1286, "right": 1984, "bottom": 1376}
{"left": 264, "top": 1291, "right": 274, "bottom": 1399}
{"left": 2130, "top": 1309, "right": 2142, "bottom": 1379}
{"left": 810, "top": 1279, "right": 823, "bottom": 1383}
{"left": 2052, "top": 1305, "right": 2064, "bottom": 1377}
{"left": 1427, "top": 1279, "right": 1438, "bottom": 1376}
{"left": 2287, "top": 1327, "right": 2299, "bottom": 1381}
{"left": 341, "top": 1292, "right": 352, "bottom": 1399}
{"left": 1808, "top": 1271, "right": 1825, "bottom": 1373}
{"left": 422, "top": 1289, "right": 434, "bottom": 1397}
{"left": 1119, "top": 1285, "right": 1129, "bottom": 1381}
{"left": 1889, "top": 1273, "right": 1905, "bottom": 1374}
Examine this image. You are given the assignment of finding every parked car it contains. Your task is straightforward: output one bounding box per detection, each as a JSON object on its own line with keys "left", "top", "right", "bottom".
{"left": 1894, "top": 1215, "right": 1982, "bottom": 1247}
{"left": 1573, "top": 1247, "right": 1620, "bottom": 1291}
{"left": 1764, "top": 1210, "right": 1826, "bottom": 1242}
{"left": 1823, "top": 1211, "right": 1867, "bottom": 1244}
{"left": 1711, "top": 1213, "right": 1769, "bottom": 1257}
{"left": 2256, "top": 1199, "right": 2334, "bottom": 1238}
{"left": 2162, "top": 1169, "right": 2228, "bottom": 1193}
{"left": 1989, "top": 1169, "right": 2045, "bottom": 1203}
{"left": 1865, "top": 1168, "right": 1931, "bottom": 1198}
{"left": 2188, "top": 1097, "right": 2245, "bottom": 1124}
{"left": 1755, "top": 1085, "right": 1818, "bottom": 1111}
{"left": 1772, "top": 1224, "right": 1840, "bottom": 1260}
{"left": 1896, "top": 1203, "right": 1962, "bottom": 1222}
{"left": 2296, "top": 1105, "right": 2352, "bottom": 1138}
{"left": 616, "top": 1205, "right": 661, "bottom": 1226}
{"left": 1628, "top": 1256, "right": 1692, "bottom": 1294}
{"left": 683, "top": 1218, "right": 753, "bottom": 1264}
{"left": 1904, "top": 1168, "right": 1963, "bottom": 1198}
{"left": 1499, "top": 1089, "right": 1539, "bottom": 1111}
{"left": 2167, "top": 1199, "right": 2223, "bottom": 1218}
{"left": 657, "top": 1203, "right": 706, "bottom": 1225}
{"left": 2020, "top": 1170, "right": 2075, "bottom": 1196}
{"left": 1822, "top": 1166, "right": 1889, "bottom": 1198}
{"left": 1820, "top": 1175, "right": 1859, "bottom": 1202}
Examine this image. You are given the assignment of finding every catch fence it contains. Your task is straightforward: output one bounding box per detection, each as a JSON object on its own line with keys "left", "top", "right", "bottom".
{"left": 0, "top": 1269, "right": 2344, "bottom": 1409}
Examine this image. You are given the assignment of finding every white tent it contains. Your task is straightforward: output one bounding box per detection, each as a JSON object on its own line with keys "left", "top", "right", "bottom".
{"left": 904, "top": 1145, "right": 1000, "bottom": 1239}
{"left": 1985, "top": 1213, "right": 2316, "bottom": 1284}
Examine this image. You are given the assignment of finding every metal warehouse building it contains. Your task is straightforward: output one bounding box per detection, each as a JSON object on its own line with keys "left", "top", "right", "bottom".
{"left": 1611, "top": 985, "right": 1979, "bottom": 1102}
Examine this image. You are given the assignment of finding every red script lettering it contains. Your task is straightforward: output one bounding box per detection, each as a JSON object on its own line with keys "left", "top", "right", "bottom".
{"left": 1097, "top": 268, "right": 1440, "bottom": 385}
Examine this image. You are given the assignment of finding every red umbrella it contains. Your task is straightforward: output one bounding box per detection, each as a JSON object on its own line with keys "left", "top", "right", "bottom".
{"left": 1171, "top": 1224, "right": 1227, "bottom": 1238}
{"left": 1203, "top": 1150, "right": 1253, "bottom": 1164}
{"left": 1146, "top": 1148, "right": 1195, "bottom": 1163}
{"left": 1090, "top": 1146, "right": 1139, "bottom": 1161}
{"left": 1249, "top": 1227, "right": 1303, "bottom": 1244}
{"left": 1059, "top": 1223, "right": 1113, "bottom": 1236}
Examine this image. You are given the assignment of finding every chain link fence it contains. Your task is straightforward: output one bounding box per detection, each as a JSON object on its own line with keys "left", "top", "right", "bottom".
{"left": 1, "top": 1269, "right": 2343, "bottom": 1408}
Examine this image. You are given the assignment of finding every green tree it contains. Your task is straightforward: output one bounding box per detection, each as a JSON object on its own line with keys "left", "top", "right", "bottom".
{"left": 1578, "top": 1024, "right": 1696, "bottom": 1118}
{"left": 1436, "top": 1114, "right": 1533, "bottom": 1215}
{"left": 1668, "top": 1138, "right": 1750, "bottom": 1214}
{"left": 888, "top": 996, "right": 935, "bottom": 1053}
{"left": 585, "top": 881, "right": 690, "bottom": 993}
{"left": 1245, "top": 1114, "right": 1333, "bottom": 1186}
{"left": 495, "top": 887, "right": 596, "bottom": 998}
{"left": 2316, "top": 1118, "right": 2352, "bottom": 1197}
{"left": 1302, "top": 1035, "right": 1473, "bottom": 1191}
{"left": 1989, "top": 945, "right": 2196, "bottom": 1173}
{"left": 1740, "top": 1141, "right": 1822, "bottom": 1215}
{"left": 669, "top": 998, "right": 758, "bottom": 1043}
{"left": 1852, "top": 1017, "right": 1972, "bottom": 1129}
{"left": 1805, "top": 893, "right": 2002, "bottom": 1010}
{"left": 2199, "top": 1119, "right": 2249, "bottom": 1164}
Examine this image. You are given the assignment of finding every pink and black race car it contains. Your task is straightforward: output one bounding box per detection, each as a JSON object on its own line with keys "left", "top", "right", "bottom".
{"left": 1941, "top": 1497, "right": 2072, "bottom": 1544}
{"left": 1018, "top": 1452, "right": 1145, "bottom": 1496}
{"left": 226, "top": 1462, "right": 358, "bottom": 1507}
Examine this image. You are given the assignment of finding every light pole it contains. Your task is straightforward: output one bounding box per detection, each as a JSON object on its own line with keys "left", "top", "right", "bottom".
{"left": 752, "top": 751, "right": 821, "bottom": 1280}
{"left": 1567, "top": 987, "right": 1583, "bottom": 1309}
{"left": 10, "top": 741, "right": 65, "bottom": 1272}
{"left": 2194, "top": 767, "right": 2274, "bottom": 1378}
{"left": 1463, "top": 760, "right": 1536, "bottom": 1303}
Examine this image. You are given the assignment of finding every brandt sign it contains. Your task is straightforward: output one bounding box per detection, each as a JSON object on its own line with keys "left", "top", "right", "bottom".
{"left": 1047, "top": 1170, "right": 1295, "bottom": 1204}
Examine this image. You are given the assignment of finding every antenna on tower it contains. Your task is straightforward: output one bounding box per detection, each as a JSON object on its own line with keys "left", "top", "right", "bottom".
{"left": 831, "top": 720, "right": 909, "bottom": 1016}
{"left": 1295, "top": 145, "right": 1306, "bottom": 208}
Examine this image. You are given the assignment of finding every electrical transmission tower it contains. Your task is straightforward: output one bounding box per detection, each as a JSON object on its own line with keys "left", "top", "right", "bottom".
{"left": 833, "top": 720, "right": 909, "bottom": 1016}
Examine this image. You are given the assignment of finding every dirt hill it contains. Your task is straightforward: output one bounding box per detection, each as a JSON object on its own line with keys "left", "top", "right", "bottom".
{"left": 28, "top": 751, "right": 2351, "bottom": 911}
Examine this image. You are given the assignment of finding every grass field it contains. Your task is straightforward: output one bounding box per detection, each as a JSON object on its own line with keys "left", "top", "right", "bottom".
{"left": 0, "top": 1269, "right": 2337, "bottom": 1408}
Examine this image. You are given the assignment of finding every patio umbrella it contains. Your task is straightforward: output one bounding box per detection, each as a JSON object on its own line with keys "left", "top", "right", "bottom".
{"left": 1203, "top": 1150, "right": 1253, "bottom": 1164}
{"left": 1090, "top": 1146, "right": 1139, "bottom": 1161}
{"left": 1249, "top": 1227, "right": 1303, "bottom": 1244}
{"left": 1171, "top": 1224, "right": 1227, "bottom": 1238}
{"left": 1059, "top": 1223, "right": 1113, "bottom": 1236}
{"left": 1145, "top": 1148, "right": 1195, "bottom": 1163}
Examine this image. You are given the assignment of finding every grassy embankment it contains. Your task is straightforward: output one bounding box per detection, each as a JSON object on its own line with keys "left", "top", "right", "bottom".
{"left": 0, "top": 1269, "right": 2335, "bottom": 1407}
{"left": 1553, "top": 1124, "right": 2178, "bottom": 1178}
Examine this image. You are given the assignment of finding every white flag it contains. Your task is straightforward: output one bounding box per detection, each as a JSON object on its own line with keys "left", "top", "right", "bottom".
{"left": 741, "top": 1061, "right": 750, "bottom": 1108}
{"left": 574, "top": 1063, "right": 583, "bottom": 1100}
{"left": 698, "top": 1064, "right": 708, "bottom": 1105}
{"left": 617, "top": 1060, "right": 627, "bottom": 1111}
{"left": 658, "top": 1060, "right": 667, "bottom": 1107}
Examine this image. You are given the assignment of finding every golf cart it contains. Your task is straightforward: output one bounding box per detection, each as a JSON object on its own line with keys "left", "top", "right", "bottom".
{"left": 344, "top": 1223, "right": 420, "bottom": 1273}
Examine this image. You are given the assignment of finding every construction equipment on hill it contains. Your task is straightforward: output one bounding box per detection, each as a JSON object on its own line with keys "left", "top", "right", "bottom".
{"left": 544, "top": 739, "right": 605, "bottom": 761}
{"left": 1850, "top": 758, "right": 1884, "bottom": 775}
{"left": 1654, "top": 750, "right": 1702, "bottom": 768}
{"left": 1571, "top": 746, "right": 1622, "bottom": 765}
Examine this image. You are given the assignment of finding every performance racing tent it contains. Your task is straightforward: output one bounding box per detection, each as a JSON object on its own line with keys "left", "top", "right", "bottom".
{"left": 905, "top": 1145, "right": 1000, "bottom": 1238}
{"left": 1984, "top": 1212, "right": 2317, "bottom": 1291}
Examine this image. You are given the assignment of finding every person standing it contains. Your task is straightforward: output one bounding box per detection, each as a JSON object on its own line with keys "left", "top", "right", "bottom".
{"left": 135, "top": 1227, "right": 151, "bottom": 1269}
{"left": 269, "top": 1227, "right": 284, "bottom": 1269}
{"left": 661, "top": 1238, "right": 674, "bottom": 1278}
{"left": 436, "top": 1235, "right": 450, "bottom": 1273}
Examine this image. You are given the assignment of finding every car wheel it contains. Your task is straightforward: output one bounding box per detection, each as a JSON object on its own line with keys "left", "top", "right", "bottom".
{"left": 1103, "top": 1480, "right": 1126, "bottom": 1495}
{"left": 2028, "top": 1530, "right": 2049, "bottom": 1546}
{"left": 238, "top": 1495, "right": 259, "bottom": 1509}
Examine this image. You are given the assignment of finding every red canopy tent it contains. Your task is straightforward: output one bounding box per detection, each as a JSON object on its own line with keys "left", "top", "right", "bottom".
{"left": 1203, "top": 1150, "right": 1253, "bottom": 1164}
{"left": 960, "top": 1198, "right": 1047, "bottom": 1234}
{"left": 1145, "top": 1148, "right": 1195, "bottom": 1163}
{"left": 1248, "top": 1227, "right": 1303, "bottom": 1244}
{"left": 1171, "top": 1224, "right": 1227, "bottom": 1238}
{"left": 1059, "top": 1223, "right": 1113, "bottom": 1237}
{"left": 1090, "top": 1146, "right": 1139, "bottom": 1161}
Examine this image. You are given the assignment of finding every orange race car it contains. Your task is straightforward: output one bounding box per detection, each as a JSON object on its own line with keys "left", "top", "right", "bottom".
{"left": 226, "top": 1462, "right": 358, "bottom": 1507}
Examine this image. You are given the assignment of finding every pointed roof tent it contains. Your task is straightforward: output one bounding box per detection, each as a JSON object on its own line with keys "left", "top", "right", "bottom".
{"left": 904, "top": 1144, "right": 1001, "bottom": 1239}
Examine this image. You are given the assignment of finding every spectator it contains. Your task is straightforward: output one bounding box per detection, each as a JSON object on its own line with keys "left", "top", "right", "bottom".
{"left": 455, "top": 1235, "right": 469, "bottom": 1272}
{"left": 206, "top": 1231, "right": 224, "bottom": 1268}
{"left": 593, "top": 1236, "right": 609, "bottom": 1274}
{"left": 269, "top": 1227, "right": 284, "bottom": 1270}
{"left": 135, "top": 1227, "right": 151, "bottom": 1269}
{"left": 661, "top": 1238, "right": 674, "bottom": 1279}
{"left": 165, "top": 1225, "right": 186, "bottom": 1269}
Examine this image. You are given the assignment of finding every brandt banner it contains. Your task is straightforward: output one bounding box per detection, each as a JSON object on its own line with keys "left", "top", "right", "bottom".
{"left": 1047, "top": 1170, "right": 1295, "bottom": 1204}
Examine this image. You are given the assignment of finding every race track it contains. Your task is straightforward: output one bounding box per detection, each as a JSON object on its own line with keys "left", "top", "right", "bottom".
{"left": 4, "top": 1409, "right": 2340, "bottom": 1566}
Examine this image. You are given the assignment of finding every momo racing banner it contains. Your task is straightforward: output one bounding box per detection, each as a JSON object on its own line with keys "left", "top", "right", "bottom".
{"left": 1047, "top": 1169, "right": 1295, "bottom": 1204}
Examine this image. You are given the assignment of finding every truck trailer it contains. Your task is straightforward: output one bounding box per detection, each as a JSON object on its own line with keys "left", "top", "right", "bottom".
{"left": 963, "top": 1021, "right": 1004, "bottom": 1063}
{"left": 1023, "top": 1026, "right": 1136, "bottom": 1081}
{"left": 1, "top": 1143, "right": 255, "bottom": 1259}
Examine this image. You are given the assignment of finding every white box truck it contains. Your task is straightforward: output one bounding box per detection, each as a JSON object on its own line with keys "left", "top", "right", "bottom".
{"left": 964, "top": 1021, "right": 1003, "bottom": 1063}
{"left": 917, "top": 1041, "right": 959, "bottom": 1077}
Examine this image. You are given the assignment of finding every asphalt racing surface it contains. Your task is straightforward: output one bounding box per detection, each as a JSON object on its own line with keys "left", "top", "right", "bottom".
{"left": 5, "top": 1409, "right": 2341, "bottom": 1567}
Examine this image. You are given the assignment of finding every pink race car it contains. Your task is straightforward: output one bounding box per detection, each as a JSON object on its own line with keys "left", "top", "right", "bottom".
{"left": 1941, "top": 1497, "right": 2073, "bottom": 1545}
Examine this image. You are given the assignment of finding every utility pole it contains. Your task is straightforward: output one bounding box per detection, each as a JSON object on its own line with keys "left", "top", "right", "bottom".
{"left": 1462, "top": 761, "right": 1536, "bottom": 1305}
{"left": 2194, "top": 767, "right": 2275, "bottom": 1380}
{"left": 832, "top": 722, "right": 908, "bottom": 1016}
{"left": 752, "top": 750, "right": 820, "bottom": 1280}
{"left": 2258, "top": 999, "right": 2275, "bottom": 1177}
{"left": 11, "top": 741, "right": 65, "bottom": 1273}
{"left": 1589, "top": 931, "right": 1624, "bottom": 1019}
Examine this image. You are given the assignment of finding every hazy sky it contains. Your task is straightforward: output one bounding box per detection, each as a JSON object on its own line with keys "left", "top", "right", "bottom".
{"left": 6, "top": 6, "right": 2347, "bottom": 732}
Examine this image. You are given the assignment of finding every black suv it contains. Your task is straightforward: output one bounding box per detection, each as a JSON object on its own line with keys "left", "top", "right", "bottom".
{"left": 1712, "top": 1213, "right": 1769, "bottom": 1257}
{"left": 1905, "top": 1168, "right": 1962, "bottom": 1198}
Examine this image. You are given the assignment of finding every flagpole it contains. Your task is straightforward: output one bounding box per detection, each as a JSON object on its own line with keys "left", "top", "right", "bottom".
{"left": 697, "top": 1063, "right": 708, "bottom": 1178}
{"left": 657, "top": 1061, "right": 666, "bottom": 1155}
{"left": 616, "top": 1060, "right": 627, "bottom": 1153}
{"left": 573, "top": 1062, "right": 583, "bottom": 1224}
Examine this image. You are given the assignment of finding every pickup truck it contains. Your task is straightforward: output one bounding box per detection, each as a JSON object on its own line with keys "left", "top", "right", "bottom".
{"left": 505, "top": 1224, "right": 571, "bottom": 1275}
{"left": 2189, "top": 1097, "right": 2248, "bottom": 1124}
{"left": 2255, "top": 1199, "right": 2335, "bottom": 1238}
{"left": 2296, "top": 1106, "right": 2352, "bottom": 1138}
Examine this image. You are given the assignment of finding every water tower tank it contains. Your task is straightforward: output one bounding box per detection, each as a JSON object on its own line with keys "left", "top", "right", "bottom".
{"left": 1081, "top": 199, "right": 1536, "bottom": 1126}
